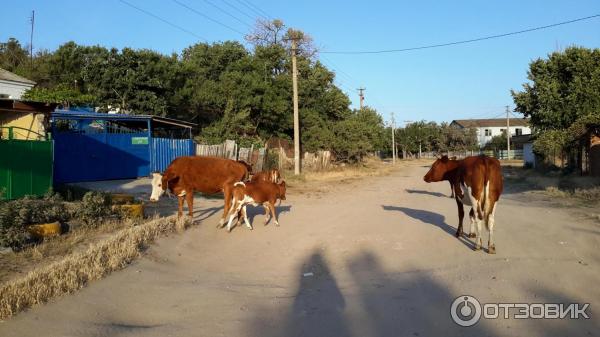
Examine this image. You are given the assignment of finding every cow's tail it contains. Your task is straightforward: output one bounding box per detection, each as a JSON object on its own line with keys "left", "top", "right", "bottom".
{"left": 482, "top": 158, "right": 494, "bottom": 230}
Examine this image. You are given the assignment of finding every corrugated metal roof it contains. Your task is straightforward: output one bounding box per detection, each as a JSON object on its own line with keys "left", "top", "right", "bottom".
{"left": 52, "top": 110, "right": 195, "bottom": 128}
{"left": 0, "top": 68, "right": 36, "bottom": 85}
{"left": 451, "top": 118, "right": 530, "bottom": 128}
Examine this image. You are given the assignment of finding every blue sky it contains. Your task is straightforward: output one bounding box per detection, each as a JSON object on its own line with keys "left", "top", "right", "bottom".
{"left": 1, "top": 0, "right": 599, "bottom": 124}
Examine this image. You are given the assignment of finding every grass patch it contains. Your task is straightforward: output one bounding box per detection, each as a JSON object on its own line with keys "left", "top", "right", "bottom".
{"left": 0, "top": 215, "right": 189, "bottom": 320}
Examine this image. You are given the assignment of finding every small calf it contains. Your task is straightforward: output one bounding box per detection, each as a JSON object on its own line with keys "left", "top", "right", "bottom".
{"left": 223, "top": 180, "right": 287, "bottom": 232}
{"left": 251, "top": 169, "right": 281, "bottom": 184}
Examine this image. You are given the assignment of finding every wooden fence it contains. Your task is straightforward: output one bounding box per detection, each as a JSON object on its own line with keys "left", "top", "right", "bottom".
{"left": 196, "top": 140, "right": 265, "bottom": 172}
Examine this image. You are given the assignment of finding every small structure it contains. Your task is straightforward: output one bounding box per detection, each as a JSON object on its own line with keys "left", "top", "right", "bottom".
{"left": 451, "top": 118, "right": 531, "bottom": 148}
{"left": 512, "top": 134, "right": 535, "bottom": 167}
{"left": 0, "top": 99, "right": 56, "bottom": 199}
{"left": 0, "top": 68, "right": 36, "bottom": 100}
{"left": 51, "top": 110, "right": 195, "bottom": 183}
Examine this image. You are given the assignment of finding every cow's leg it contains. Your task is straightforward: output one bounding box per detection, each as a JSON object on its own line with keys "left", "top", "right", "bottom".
{"left": 263, "top": 205, "right": 271, "bottom": 226}
{"left": 242, "top": 205, "right": 253, "bottom": 230}
{"left": 185, "top": 192, "right": 194, "bottom": 217}
{"left": 267, "top": 201, "right": 279, "bottom": 226}
{"left": 449, "top": 181, "right": 455, "bottom": 198}
{"left": 468, "top": 208, "right": 476, "bottom": 238}
{"left": 219, "top": 183, "right": 233, "bottom": 227}
{"left": 225, "top": 200, "right": 243, "bottom": 232}
{"left": 474, "top": 212, "right": 483, "bottom": 251}
{"left": 455, "top": 198, "right": 464, "bottom": 238}
{"left": 177, "top": 196, "right": 184, "bottom": 217}
{"left": 487, "top": 203, "right": 497, "bottom": 254}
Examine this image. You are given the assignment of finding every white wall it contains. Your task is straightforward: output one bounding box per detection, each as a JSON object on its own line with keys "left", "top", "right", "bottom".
{"left": 0, "top": 80, "right": 34, "bottom": 99}
{"left": 476, "top": 126, "right": 531, "bottom": 148}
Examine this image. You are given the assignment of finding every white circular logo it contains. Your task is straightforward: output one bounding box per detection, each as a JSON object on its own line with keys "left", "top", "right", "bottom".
{"left": 451, "top": 295, "right": 482, "bottom": 327}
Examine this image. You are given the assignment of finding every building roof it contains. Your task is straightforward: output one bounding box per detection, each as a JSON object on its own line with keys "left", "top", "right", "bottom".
{"left": 0, "top": 68, "right": 36, "bottom": 85}
{"left": 511, "top": 134, "right": 533, "bottom": 144}
{"left": 52, "top": 110, "right": 195, "bottom": 129}
{"left": 451, "top": 118, "right": 530, "bottom": 128}
{"left": 0, "top": 98, "right": 57, "bottom": 114}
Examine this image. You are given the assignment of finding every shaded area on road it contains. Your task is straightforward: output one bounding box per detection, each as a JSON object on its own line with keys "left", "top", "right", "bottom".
{"left": 246, "top": 250, "right": 498, "bottom": 337}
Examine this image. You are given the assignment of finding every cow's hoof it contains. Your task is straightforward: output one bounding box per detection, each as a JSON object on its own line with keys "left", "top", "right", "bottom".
{"left": 488, "top": 246, "right": 496, "bottom": 254}
{"left": 274, "top": 222, "right": 280, "bottom": 227}
{"left": 247, "top": 226, "right": 253, "bottom": 230}
{"left": 455, "top": 231, "right": 462, "bottom": 238}
{"left": 475, "top": 244, "right": 482, "bottom": 251}
{"left": 468, "top": 233, "right": 476, "bottom": 238}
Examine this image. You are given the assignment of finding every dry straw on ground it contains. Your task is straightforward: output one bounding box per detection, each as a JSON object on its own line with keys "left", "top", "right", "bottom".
{"left": 0, "top": 215, "right": 188, "bottom": 320}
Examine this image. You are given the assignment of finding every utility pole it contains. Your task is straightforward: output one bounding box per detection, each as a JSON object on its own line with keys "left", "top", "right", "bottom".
{"left": 357, "top": 87, "right": 365, "bottom": 110}
{"left": 391, "top": 112, "right": 396, "bottom": 164}
{"left": 505, "top": 105, "right": 511, "bottom": 160}
{"left": 291, "top": 38, "right": 301, "bottom": 175}
{"left": 29, "top": 10, "right": 35, "bottom": 70}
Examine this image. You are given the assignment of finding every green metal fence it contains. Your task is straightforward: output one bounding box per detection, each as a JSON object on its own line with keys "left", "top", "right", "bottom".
{"left": 0, "top": 127, "right": 53, "bottom": 200}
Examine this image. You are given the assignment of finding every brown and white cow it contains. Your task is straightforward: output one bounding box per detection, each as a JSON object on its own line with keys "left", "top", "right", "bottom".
{"left": 223, "top": 180, "right": 287, "bottom": 232}
{"left": 251, "top": 169, "right": 281, "bottom": 184}
{"left": 149, "top": 156, "right": 251, "bottom": 225}
{"left": 423, "top": 155, "right": 503, "bottom": 253}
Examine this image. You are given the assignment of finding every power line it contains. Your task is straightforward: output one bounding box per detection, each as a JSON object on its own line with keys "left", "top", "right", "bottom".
{"left": 322, "top": 14, "right": 600, "bottom": 54}
{"left": 171, "top": 0, "right": 247, "bottom": 36}
{"left": 233, "top": 0, "right": 270, "bottom": 20}
{"left": 119, "top": 0, "right": 207, "bottom": 41}
{"left": 238, "top": 0, "right": 273, "bottom": 20}
{"left": 200, "top": 0, "right": 253, "bottom": 28}
{"left": 221, "top": 0, "right": 260, "bottom": 21}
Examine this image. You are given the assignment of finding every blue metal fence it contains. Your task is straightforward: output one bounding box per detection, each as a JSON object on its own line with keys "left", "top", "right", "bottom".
{"left": 151, "top": 138, "right": 194, "bottom": 173}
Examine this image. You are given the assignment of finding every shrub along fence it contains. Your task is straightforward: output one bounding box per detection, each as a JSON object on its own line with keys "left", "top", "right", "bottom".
{"left": 0, "top": 127, "right": 53, "bottom": 200}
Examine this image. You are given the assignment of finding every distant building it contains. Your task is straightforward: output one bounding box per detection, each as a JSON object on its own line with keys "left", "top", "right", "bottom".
{"left": 451, "top": 118, "right": 531, "bottom": 148}
{"left": 0, "top": 68, "right": 36, "bottom": 99}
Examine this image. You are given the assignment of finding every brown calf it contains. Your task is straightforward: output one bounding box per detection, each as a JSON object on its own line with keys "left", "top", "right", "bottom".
{"left": 223, "top": 180, "right": 287, "bottom": 232}
{"left": 424, "top": 155, "right": 503, "bottom": 253}
{"left": 251, "top": 169, "right": 281, "bottom": 184}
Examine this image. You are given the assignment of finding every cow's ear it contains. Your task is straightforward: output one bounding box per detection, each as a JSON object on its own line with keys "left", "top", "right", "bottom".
{"left": 441, "top": 155, "right": 449, "bottom": 163}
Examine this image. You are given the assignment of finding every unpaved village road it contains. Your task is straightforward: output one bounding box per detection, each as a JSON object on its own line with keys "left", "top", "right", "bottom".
{"left": 1, "top": 162, "right": 599, "bottom": 337}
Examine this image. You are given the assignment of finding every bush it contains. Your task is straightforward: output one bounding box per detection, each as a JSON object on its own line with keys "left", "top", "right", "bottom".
{"left": 75, "top": 192, "right": 113, "bottom": 226}
{"left": 0, "top": 193, "right": 68, "bottom": 248}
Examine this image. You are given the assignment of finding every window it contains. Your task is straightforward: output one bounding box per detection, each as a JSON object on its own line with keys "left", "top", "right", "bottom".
{"left": 515, "top": 128, "right": 523, "bottom": 136}
{"left": 484, "top": 129, "right": 491, "bottom": 136}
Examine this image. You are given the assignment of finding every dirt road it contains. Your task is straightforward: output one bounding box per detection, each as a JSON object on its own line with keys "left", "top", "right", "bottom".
{"left": 1, "top": 163, "right": 598, "bottom": 336}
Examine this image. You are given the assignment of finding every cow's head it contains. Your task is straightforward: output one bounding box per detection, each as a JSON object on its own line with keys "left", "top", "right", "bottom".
{"left": 149, "top": 172, "right": 166, "bottom": 202}
{"left": 278, "top": 180, "right": 287, "bottom": 200}
{"left": 424, "top": 155, "right": 452, "bottom": 183}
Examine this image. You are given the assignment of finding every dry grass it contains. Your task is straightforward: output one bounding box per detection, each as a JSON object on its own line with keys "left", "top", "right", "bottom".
{"left": 283, "top": 157, "right": 401, "bottom": 195}
{"left": 0, "top": 215, "right": 190, "bottom": 320}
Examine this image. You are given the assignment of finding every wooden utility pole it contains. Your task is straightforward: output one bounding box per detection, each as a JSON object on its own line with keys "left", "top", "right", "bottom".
{"left": 357, "top": 87, "right": 365, "bottom": 110}
{"left": 29, "top": 10, "right": 35, "bottom": 70}
{"left": 291, "top": 38, "right": 300, "bottom": 175}
{"left": 391, "top": 112, "right": 396, "bottom": 164}
{"left": 505, "top": 105, "right": 511, "bottom": 160}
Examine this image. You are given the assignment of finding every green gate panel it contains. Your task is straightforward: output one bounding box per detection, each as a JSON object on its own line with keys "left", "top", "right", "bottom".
{"left": 0, "top": 138, "right": 53, "bottom": 200}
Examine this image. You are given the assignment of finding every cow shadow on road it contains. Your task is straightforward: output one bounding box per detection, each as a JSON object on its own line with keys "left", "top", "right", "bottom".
{"left": 405, "top": 189, "right": 449, "bottom": 198}
{"left": 246, "top": 205, "right": 293, "bottom": 226}
{"left": 381, "top": 205, "right": 476, "bottom": 250}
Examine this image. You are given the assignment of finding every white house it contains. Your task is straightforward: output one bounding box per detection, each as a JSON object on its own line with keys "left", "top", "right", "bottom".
{"left": 450, "top": 118, "right": 531, "bottom": 148}
{"left": 0, "top": 68, "right": 36, "bottom": 99}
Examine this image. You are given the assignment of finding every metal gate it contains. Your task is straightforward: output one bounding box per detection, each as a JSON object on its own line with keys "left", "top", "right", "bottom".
{"left": 53, "top": 119, "right": 150, "bottom": 183}
{"left": 0, "top": 127, "right": 53, "bottom": 199}
{"left": 151, "top": 138, "right": 194, "bottom": 173}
